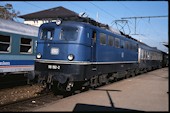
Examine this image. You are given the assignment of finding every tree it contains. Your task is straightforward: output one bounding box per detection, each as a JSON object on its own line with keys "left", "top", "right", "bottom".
{"left": 0, "top": 3, "right": 20, "bottom": 21}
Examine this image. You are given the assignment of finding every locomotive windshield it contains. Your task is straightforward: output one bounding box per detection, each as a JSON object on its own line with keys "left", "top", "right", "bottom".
{"left": 59, "top": 26, "right": 79, "bottom": 41}
{"left": 40, "top": 28, "right": 54, "bottom": 40}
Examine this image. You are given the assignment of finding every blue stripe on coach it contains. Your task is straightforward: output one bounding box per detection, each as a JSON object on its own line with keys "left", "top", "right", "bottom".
{"left": 0, "top": 60, "right": 34, "bottom": 66}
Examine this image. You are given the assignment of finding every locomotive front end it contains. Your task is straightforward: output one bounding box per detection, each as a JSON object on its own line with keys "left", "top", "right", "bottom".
{"left": 35, "top": 21, "right": 90, "bottom": 92}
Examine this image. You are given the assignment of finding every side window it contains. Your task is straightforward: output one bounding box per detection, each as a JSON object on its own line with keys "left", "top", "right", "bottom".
{"left": 125, "top": 41, "right": 129, "bottom": 50}
{"left": 140, "top": 49, "right": 143, "bottom": 59}
{"left": 100, "top": 33, "right": 106, "bottom": 45}
{"left": 144, "top": 50, "right": 147, "bottom": 59}
{"left": 134, "top": 44, "right": 138, "bottom": 52}
{"left": 0, "top": 35, "right": 11, "bottom": 53}
{"left": 135, "top": 44, "right": 139, "bottom": 52}
{"left": 152, "top": 52, "right": 154, "bottom": 60}
{"left": 20, "top": 38, "right": 33, "bottom": 54}
{"left": 130, "top": 43, "right": 133, "bottom": 50}
{"left": 147, "top": 52, "right": 150, "bottom": 60}
{"left": 115, "top": 38, "right": 120, "bottom": 48}
{"left": 150, "top": 52, "right": 152, "bottom": 60}
{"left": 131, "top": 44, "right": 134, "bottom": 51}
{"left": 120, "top": 40, "right": 125, "bottom": 48}
{"left": 108, "top": 35, "right": 114, "bottom": 46}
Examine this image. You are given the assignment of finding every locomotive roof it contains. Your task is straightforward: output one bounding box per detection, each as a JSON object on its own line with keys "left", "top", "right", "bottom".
{"left": 0, "top": 18, "right": 38, "bottom": 37}
{"left": 60, "top": 17, "right": 143, "bottom": 43}
{"left": 42, "top": 20, "right": 162, "bottom": 53}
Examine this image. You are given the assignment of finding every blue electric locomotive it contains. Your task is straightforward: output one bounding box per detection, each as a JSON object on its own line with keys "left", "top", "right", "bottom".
{"left": 0, "top": 18, "right": 38, "bottom": 80}
{"left": 35, "top": 17, "right": 164, "bottom": 92}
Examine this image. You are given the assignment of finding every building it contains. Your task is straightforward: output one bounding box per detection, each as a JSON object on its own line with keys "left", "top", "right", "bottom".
{"left": 19, "top": 6, "right": 79, "bottom": 27}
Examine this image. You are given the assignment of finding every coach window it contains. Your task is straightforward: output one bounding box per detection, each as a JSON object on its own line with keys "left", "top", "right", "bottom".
{"left": 150, "top": 52, "right": 152, "bottom": 60}
{"left": 108, "top": 35, "right": 114, "bottom": 46}
{"left": 20, "top": 38, "right": 33, "bottom": 54}
{"left": 144, "top": 51, "right": 147, "bottom": 59}
{"left": 143, "top": 50, "right": 145, "bottom": 59}
{"left": 140, "top": 49, "right": 143, "bottom": 59}
{"left": 147, "top": 52, "right": 150, "bottom": 60}
{"left": 100, "top": 33, "right": 106, "bottom": 45}
{"left": 0, "top": 35, "right": 11, "bottom": 53}
{"left": 153, "top": 52, "right": 155, "bottom": 60}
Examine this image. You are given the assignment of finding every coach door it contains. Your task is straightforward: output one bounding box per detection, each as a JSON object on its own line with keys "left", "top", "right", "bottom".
{"left": 91, "top": 30, "right": 97, "bottom": 62}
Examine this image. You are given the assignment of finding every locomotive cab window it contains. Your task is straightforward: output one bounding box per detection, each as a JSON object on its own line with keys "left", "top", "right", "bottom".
{"left": 20, "top": 38, "right": 33, "bottom": 54}
{"left": 0, "top": 35, "right": 11, "bottom": 53}
{"left": 40, "top": 28, "right": 54, "bottom": 40}
{"left": 59, "top": 27, "right": 78, "bottom": 41}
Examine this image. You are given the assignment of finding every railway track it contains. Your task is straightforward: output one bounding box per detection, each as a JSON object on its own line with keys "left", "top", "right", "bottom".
{"left": 0, "top": 81, "right": 100, "bottom": 111}
{"left": 0, "top": 82, "right": 81, "bottom": 111}
{"left": 0, "top": 87, "right": 85, "bottom": 112}
{"left": 0, "top": 92, "right": 63, "bottom": 112}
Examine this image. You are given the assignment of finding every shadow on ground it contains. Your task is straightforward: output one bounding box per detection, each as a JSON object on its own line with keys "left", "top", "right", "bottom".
{"left": 73, "top": 88, "right": 144, "bottom": 112}
{"left": 73, "top": 103, "right": 144, "bottom": 112}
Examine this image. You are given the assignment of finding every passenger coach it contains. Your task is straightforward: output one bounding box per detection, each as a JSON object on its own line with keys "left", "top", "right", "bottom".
{"left": 0, "top": 18, "right": 38, "bottom": 80}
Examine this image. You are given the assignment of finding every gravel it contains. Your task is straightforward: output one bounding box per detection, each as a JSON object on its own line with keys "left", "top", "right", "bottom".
{"left": 0, "top": 84, "right": 44, "bottom": 106}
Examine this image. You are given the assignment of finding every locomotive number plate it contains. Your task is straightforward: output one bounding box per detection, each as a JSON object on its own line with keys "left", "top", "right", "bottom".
{"left": 48, "top": 65, "right": 60, "bottom": 70}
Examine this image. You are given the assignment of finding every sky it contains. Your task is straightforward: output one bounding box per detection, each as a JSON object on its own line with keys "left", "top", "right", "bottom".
{"left": 1, "top": 1, "right": 168, "bottom": 53}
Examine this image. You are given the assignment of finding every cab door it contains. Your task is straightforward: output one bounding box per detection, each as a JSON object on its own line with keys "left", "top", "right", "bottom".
{"left": 91, "top": 30, "right": 97, "bottom": 62}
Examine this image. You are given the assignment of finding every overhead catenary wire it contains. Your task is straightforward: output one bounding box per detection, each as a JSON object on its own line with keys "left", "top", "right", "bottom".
{"left": 117, "top": 2, "right": 168, "bottom": 51}
{"left": 118, "top": 2, "right": 167, "bottom": 38}
{"left": 88, "top": 1, "right": 118, "bottom": 20}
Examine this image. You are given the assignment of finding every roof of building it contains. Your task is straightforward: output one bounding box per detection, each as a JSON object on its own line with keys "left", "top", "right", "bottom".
{"left": 19, "top": 6, "right": 79, "bottom": 20}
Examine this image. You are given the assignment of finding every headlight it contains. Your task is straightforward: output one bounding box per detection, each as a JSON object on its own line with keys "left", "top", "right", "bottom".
{"left": 56, "top": 19, "right": 62, "bottom": 25}
{"left": 36, "top": 53, "right": 42, "bottom": 59}
{"left": 68, "top": 54, "right": 74, "bottom": 61}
